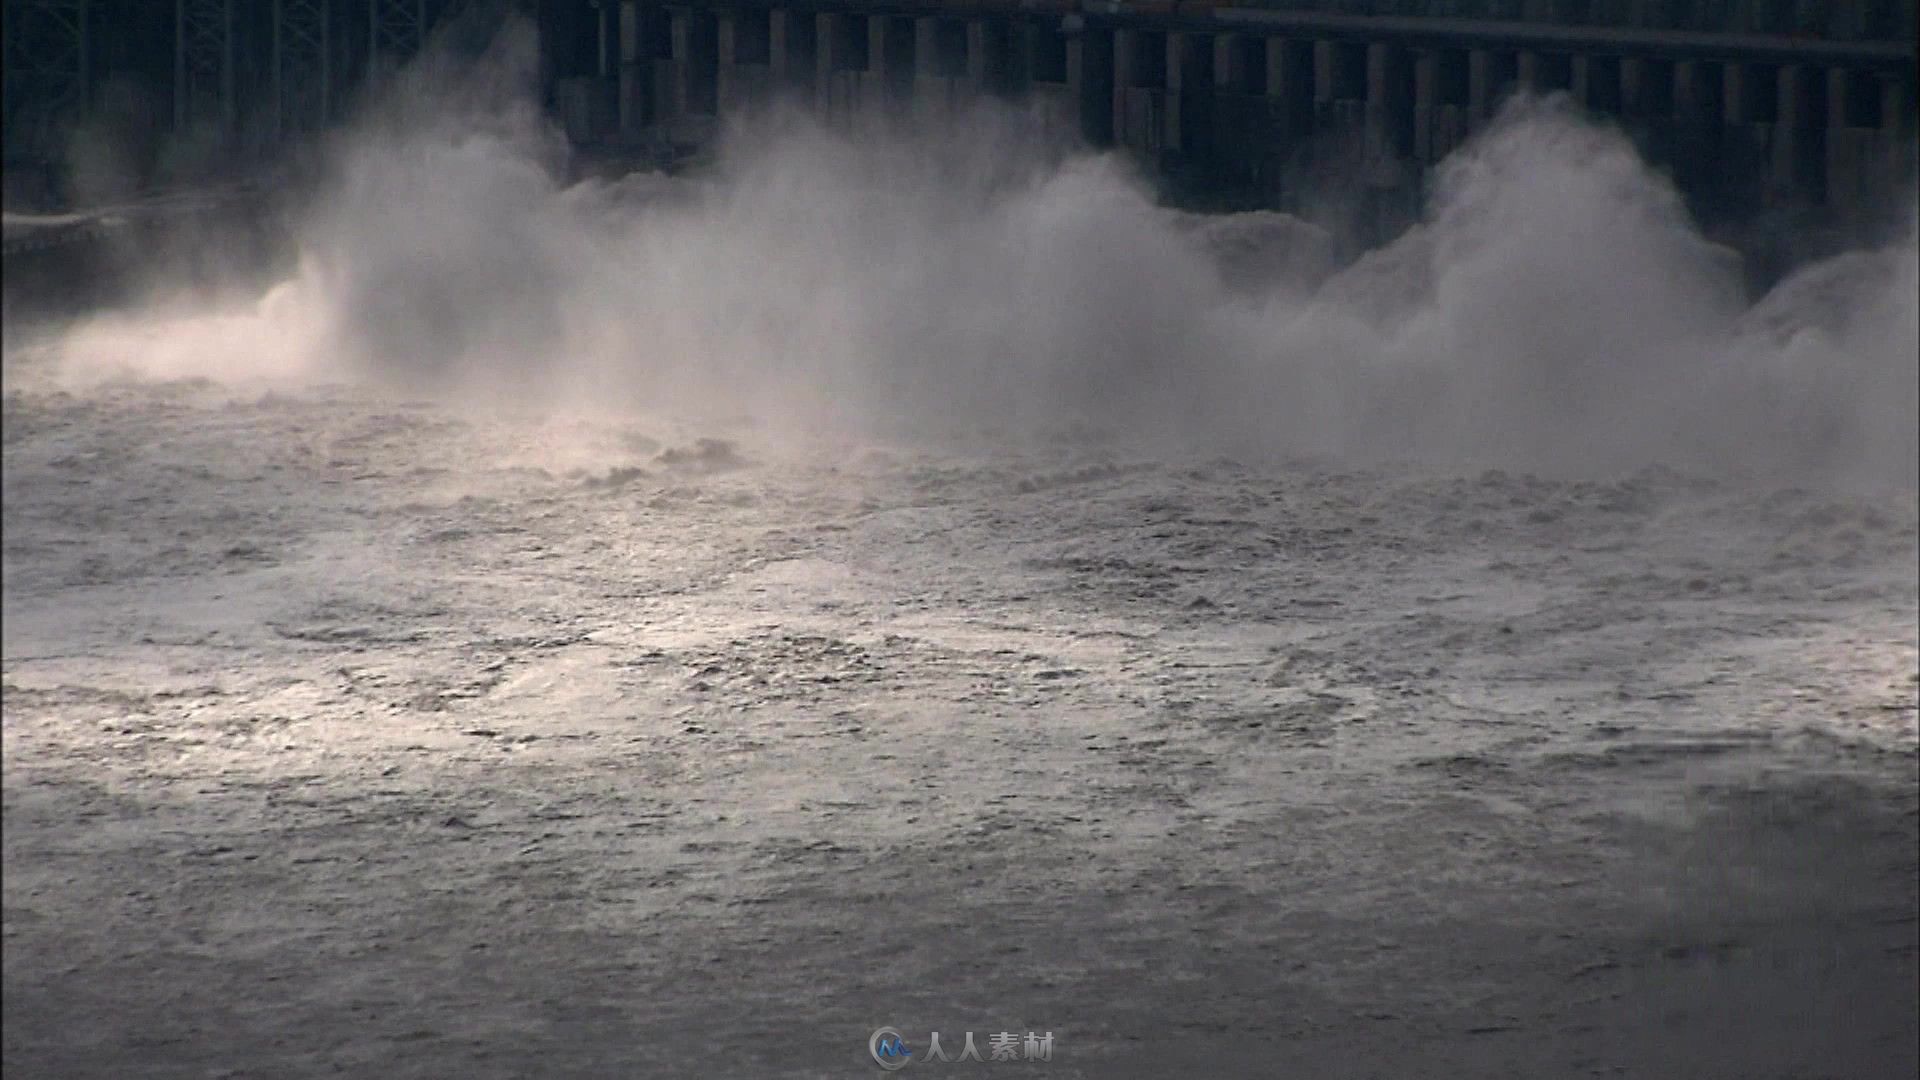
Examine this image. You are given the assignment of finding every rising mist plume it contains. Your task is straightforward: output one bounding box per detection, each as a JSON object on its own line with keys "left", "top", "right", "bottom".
{"left": 38, "top": 15, "right": 1920, "bottom": 489}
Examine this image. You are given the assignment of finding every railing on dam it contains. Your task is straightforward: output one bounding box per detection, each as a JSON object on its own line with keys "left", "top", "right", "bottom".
{"left": 1187, "top": 1, "right": 1915, "bottom": 42}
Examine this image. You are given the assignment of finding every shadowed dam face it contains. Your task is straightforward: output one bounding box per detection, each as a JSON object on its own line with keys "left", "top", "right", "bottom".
{"left": 33, "top": 17, "right": 1920, "bottom": 490}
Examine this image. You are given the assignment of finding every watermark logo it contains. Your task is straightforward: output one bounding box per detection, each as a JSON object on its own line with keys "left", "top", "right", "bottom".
{"left": 871, "top": 1028, "right": 915, "bottom": 1071}
{"left": 869, "top": 1029, "right": 1054, "bottom": 1068}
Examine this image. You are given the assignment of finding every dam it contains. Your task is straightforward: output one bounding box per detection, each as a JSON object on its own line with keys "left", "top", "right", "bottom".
{"left": 627, "top": 0, "right": 1917, "bottom": 218}
{"left": 6, "top": 6, "right": 1920, "bottom": 1080}
{"left": 4, "top": 2, "right": 1916, "bottom": 222}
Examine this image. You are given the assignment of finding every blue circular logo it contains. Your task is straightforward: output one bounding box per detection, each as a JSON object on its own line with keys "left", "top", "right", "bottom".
{"left": 870, "top": 1027, "right": 914, "bottom": 1070}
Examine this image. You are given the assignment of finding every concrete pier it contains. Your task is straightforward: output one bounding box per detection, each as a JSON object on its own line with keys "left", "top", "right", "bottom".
{"left": 1067, "top": 22, "right": 1113, "bottom": 145}
{"left": 815, "top": 11, "right": 860, "bottom": 125}
{"left": 913, "top": 17, "right": 967, "bottom": 120}
{"left": 1113, "top": 27, "right": 1165, "bottom": 157}
{"left": 1, "top": 1, "right": 1912, "bottom": 219}
{"left": 769, "top": 9, "right": 814, "bottom": 103}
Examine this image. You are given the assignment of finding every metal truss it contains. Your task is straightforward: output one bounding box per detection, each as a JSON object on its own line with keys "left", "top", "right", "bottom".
{"left": 369, "top": 0, "right": 428, "bottom": 65}
{"left": 368, "top": 0, "right": 485, "bottom": 72}
{"left": 175, "top": 0, "right": 234, "bottom": 131}
{"left": 3, "top": 0, "right": 91, "bottom": 152}
{"left": 273, "top": 0, "right": 332, "bottom": 135}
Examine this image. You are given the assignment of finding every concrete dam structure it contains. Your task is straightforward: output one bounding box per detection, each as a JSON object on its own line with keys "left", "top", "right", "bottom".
{"left": 4, "top": 1, "right": 1916, "bottom": 221}
{"left": 624, "top": 0, "right": 1917, "bottom": 217}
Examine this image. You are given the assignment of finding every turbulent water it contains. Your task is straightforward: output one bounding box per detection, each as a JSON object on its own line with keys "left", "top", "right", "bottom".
{"left": 4, "top": 16, "right": 1917, "bottom": 1080}
{"left": 32, "top": 16, "right": 1920, "bottom": 489}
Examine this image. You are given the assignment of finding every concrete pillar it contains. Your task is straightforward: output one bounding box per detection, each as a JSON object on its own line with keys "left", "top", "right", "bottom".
{"left": 770, "top": 9, "right": 790, "bottom": 86}
{"left": 716, "top": 10, "right": 737, "bottom": 113}
{"left": 1722, "top": 61, "right": 1747, "bottom": 124}
{"left": 1414, "top": 48, "right": 1438, "bottom": 163}
{"left": 1363, "top": 41, "right": 1410, "bottom": 198}
{"left": 1213, "top": 32, "right": 1248, "bottom": 93}
{"left": 1264, "top": 37, "right": 1301, "bottom": 139}
{"left": 1772, "top": 63, "right": 1807, "bottom": 201}
{"left": 1067, "top": 26, "right": 1114, "bottom": 145}
{"left": 769, "top": 9, "right": 813, "bottom": 101}
{"left": 1619, "top": 55, "right": 1647, "bottom": 117}
{"left": 912, "top": 17, "right": 941, "bottom": 118}
{"left": 1263, "top": 36, "right": 1289, "bottom": 99}
{"left": 1112, "top": 27, "right": 1137, "bottom": 148}
{"left": 1878, "top": 75, "right": 1912, "bottom": 203}
{"left": 1166, "top": 32, "right": 1194, "bottom": 152}
{"left": 966, "top": 19, "right": 987, "bottom": 91}
{"left": 1468, "top": 49, "right": 1492, "bottom": 126}
{"left": 1825, "top": 67, "right": 1856, "bottom": 204}
{"left": 1364, "top": 40, "right": 1387, "bottom": 149}
{"left": 875, "top": 16, "right": 918, "bottom": 118}
{"left": 1824, "top": 67, "right": 1850, "bottom": 131}
{"left": 1430, "top": 51, "right": 1472, "bottom": 162}
{"left": 1313, "top": 39, "right": 1336, "bottom": 108}
{"left": 916, "top": 17, "right": 975, "bottom": 118}
{"left": 1248, "top": 37, "right": 1296, "bottom": 194}
{"left": 1880, "top": 73, "right": 1908, "bottom": 140}
{"left": 1364, "top": 42, "right": 1401, "bottom": 162}
{"left": 967, "top": 19, "right": 1007, "bottom": 96}
{"left": 597, "top": 0, "right": 614, "bottom": 79}
{"left": 816, "top": 12, "right": 845, "bottom": 115}
{"left": 668, "top": 6, "right": 690, "bottom": 121}
{"left": 1183, "top": 32, "right": 1216, "bottom": 156}
{"left": 617, "top": 0, "right": 648, "bottom": 137}
{"left": 1674, "top": 59, "right": 1704, "bottom": 122}
{"left": 914, "top": 17, "right": 939, "bottom": 77}
{"left": 1012, "top": 20, "right": 1039, "bottom": 94}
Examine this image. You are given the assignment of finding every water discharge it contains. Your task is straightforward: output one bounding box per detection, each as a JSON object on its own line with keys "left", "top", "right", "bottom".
{"left": 38, "top": 16, "right": 1919, "bottom": 489}
{"left": 6, "top": 21, "right": 1917, "bottom": 1077}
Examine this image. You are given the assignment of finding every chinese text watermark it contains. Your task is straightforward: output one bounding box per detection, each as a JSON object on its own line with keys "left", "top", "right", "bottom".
{"left": 870, "top": 1028, "right": 1055, "bottom": 1069}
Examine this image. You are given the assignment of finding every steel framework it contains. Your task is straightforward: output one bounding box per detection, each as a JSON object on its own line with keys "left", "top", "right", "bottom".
{"left": 3, "top": 0, "right": 91, "bottom": 152}
{"left": 273, "top": 0, "right": 331, "bottom": 135}
{"left": 174, "top": 0, "right": 234, "bottom": 131}
{"left": 369, "top": 0, "right": 428, "bottom": 66}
